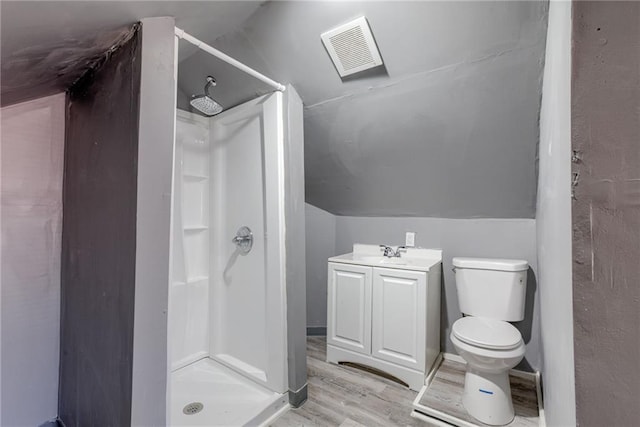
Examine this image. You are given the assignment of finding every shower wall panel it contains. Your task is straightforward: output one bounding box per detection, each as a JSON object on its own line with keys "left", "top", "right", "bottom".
{"left": 208, "top": 93, "right": 287, "bottom": 394}
{"left": 59, "top": 28, "right": 141, "bottom": 426}
{"left": 209, "top": 108, "right": 268, "bottom": 379}
{"left": 170, "top": 110, "right": 211, "bottom": 370}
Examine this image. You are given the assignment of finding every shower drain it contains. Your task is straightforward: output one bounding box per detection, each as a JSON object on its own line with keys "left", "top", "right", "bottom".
{"left": 183, "top": 402, "right": 204, "bottom": 415}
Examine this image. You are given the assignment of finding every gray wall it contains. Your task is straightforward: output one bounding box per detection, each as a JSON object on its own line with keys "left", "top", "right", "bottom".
{"left": 536, "top": 2, "right": 576, "bottom": 425}
{"left": 305, "top": 204, "right": 337, "bottom": 330}
{"left": 1, "top": 93, "right": 65, "bottom": 426}
{"left": 59, "top": 27, "right": 141, "bottom": 427}
{"left": 283, "top": 85, "right": 308, "bottom": 406}
{"left": 305, "top": 203, "right": 541, "bottom": 372}
{"left": 131, "top": 17, "right": 176, "bottom": 426}
{"left": 177, "top": 1, "right": 548, "bottom": 218}
{"left": 571, "top": 3, "right": 640, "bottom": 426}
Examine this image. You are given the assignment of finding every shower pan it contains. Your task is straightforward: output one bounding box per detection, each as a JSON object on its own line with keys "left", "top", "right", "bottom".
{"left": 168, "top": 28, "right": 302, "bottom": 427}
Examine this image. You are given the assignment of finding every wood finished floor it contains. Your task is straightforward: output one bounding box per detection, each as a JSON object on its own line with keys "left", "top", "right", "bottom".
{"left": 416, "top": 359, "right": 539, "bottom": 427}
{"left": 272, "top": 337, "right": 438, "bottom": 427}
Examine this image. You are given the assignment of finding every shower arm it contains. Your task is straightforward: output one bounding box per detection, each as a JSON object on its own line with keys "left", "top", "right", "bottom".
{"left": 175, "top": 27, "right": 286, "bottom": 93}
{"left": 204, "top": 77, "right": 215, "bottom": 98}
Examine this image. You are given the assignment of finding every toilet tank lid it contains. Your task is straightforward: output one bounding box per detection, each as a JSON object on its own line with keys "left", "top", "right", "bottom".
{"left": 452, "top": 257, "right": 528, "bottom": 272}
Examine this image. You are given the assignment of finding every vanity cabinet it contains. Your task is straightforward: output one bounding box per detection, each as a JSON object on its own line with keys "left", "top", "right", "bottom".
{"left": 327, "top": 263, "right": 372, "bottom": 355}
{"left": 326, "top": 256, "right": 441, "bottom": 391}
{"left": 371, "top": 267, "right": 426, "bottom": 371}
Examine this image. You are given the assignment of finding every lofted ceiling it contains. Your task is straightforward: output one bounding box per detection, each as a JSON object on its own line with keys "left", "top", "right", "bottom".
{"left": 178, "top": 1, "right": 549, "bottom": 217}
{"left": 2, "top": 1, "right": 548, "bottom": 218}
{"left": 0, "top": 1, "right": 263, "bottom": 106}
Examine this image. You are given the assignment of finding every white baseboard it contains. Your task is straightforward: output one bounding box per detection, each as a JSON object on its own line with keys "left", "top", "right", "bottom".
{"left": 411, "top": 409, "right": 458, "bottom": 427}
{"left": 425, "top": 353, "right": 444, "bottom": 386}
{"left": 258, "top": 401, "right": 291, "bottom": 427}
{"left": 535, "top": 370, "right": 545, "bottom": 427}
{"left": 442, "top": 352, "right": 466, "bottom": 364}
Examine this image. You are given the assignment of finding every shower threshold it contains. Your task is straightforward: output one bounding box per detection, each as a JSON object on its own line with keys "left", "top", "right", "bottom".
{"left": 171, "top": 358, "right": 289, "bottom": 426}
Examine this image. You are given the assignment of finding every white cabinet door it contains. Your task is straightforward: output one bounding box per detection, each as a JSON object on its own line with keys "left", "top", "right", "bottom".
{"left": 327, "top": 263, "right": 372, "bottom": 355}
{"left": 371, "top": 267, "right": 426, "bottom": 371}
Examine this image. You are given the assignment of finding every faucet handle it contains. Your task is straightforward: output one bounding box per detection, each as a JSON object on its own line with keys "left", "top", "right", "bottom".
{"left": 395, "top": 246, "right": 408, "bottom": 257}
{"left": 379, "top": 245, "right": 394, "bottom": 257}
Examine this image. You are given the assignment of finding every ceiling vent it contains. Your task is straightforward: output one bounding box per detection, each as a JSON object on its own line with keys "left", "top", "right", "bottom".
{"left": 321, "top": 16, "right": 383, "bottom": 77}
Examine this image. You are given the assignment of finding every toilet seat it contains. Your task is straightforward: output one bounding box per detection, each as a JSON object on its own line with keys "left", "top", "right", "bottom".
{"left": 452, "top": 317, "right": 522, "bottom": 350}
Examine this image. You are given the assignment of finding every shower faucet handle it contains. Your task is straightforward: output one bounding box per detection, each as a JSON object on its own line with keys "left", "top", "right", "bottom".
{"left": 232, "top": 226, "right": 253, "bottom": 254}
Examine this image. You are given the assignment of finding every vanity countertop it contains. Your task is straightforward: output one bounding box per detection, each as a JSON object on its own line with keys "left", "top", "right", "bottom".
{"left": 329, "top": 244, "right": 442, "bottom": 273}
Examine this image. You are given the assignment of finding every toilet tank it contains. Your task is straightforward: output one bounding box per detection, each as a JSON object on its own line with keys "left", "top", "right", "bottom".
{"left": 452, "top": 257, "right": 528, "bottom": 321}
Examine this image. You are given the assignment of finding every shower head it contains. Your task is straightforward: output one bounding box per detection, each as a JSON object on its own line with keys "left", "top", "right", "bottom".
{"left": 190, "top": 76, "right": 223, "bottom": 116}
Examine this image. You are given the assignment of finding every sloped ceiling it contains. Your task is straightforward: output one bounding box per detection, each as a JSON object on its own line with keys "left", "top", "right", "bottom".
{"left": 0, "top": 1, "right": 263, "bottom": 106}
{"left": 2, "top": 1, "right": 548, "bottom": 218}
{"left": 178, "top": 1, "right": 548, "bottom": 218}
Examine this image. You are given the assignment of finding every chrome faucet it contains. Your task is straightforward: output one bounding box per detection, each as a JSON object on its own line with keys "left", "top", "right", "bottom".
{"left": 379, "top": 245, "right": 408, "bottom": 258}
{"left": 379, "top": 245, "right": 395, "bottom": 257}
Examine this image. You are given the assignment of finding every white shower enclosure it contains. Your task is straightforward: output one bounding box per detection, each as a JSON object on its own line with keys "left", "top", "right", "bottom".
{"left": 209, "top": 94, "right": 288, "bottom": 392}
{"left": 169, "top": 91, "right": 295, "bottom": 425}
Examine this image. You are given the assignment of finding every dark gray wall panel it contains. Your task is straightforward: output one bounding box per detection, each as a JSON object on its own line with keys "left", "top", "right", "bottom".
{"left": 572, "top": 2, "right": 640, "bottom": 426}
{"left": 0, "top": 1, "right": 262, "bottom": 106}
{"left": 59, "top": 27, "right": 141, "bottom": 427}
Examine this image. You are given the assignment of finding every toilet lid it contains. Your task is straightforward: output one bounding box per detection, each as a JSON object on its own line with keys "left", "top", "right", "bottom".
{"left": 452, "top": 317, "right": 522, "bottom": 350}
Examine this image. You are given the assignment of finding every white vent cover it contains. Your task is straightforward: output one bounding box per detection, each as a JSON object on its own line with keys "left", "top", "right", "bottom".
{"left": 321, "top": 16, "right": 383, "bottom": 77}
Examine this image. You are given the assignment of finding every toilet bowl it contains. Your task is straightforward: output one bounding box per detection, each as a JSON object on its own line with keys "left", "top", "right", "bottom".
{"left": 451, "top": 316, "right": 525, "bottom": 425}
{"left": 451, "top": 257, "right": 529, "bottom": 426}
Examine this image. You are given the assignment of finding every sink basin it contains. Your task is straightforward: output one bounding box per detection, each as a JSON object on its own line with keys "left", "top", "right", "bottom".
{"left": 329, "top": 244, "right": 443, "bottom": 272}
{"left": 359, "top": 256, "right": 408, "bottom": 265}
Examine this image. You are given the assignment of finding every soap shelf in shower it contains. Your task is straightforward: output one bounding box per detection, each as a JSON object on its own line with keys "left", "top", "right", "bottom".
{"left": 183, "top": 172, "right": 208, "bottom": 181}
{"left": 184, "top": 225, "right": 209, "bottom": 232}
{"left": 171, "top": 277, "right": 208, "bottom": 286}
{"left": 184, "top": 230, "right": 209, "bottom": 279}
{"left": 186, "top": 275, "right": 208, "bottom": 285}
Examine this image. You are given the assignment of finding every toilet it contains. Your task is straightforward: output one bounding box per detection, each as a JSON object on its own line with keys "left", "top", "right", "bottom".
{"left": 450, "top": 257, "right": 528, "bottom": 426}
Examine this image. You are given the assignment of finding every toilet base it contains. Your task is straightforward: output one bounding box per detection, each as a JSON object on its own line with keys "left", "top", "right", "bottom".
{"left": 462, "top": 367, "right": 514, "bottom": 426}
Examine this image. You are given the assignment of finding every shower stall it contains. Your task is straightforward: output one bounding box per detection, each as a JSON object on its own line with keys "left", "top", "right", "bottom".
{"left": 168, "top": 28, "right": 305, "bottom": 426}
